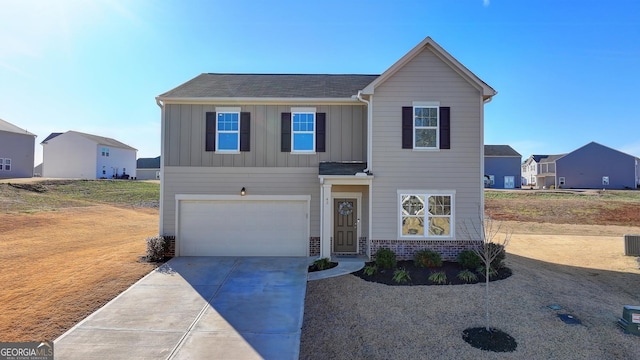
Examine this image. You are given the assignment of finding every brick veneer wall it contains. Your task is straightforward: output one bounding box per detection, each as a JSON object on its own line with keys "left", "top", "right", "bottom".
{"left": 163, "top": 235, "right": 175, "bottom": 258}
{"left": 370, "top": 240, "right": 479, "bottom": 261}
{"left": 309, "top": 237, "right": 320, "bottom": 256}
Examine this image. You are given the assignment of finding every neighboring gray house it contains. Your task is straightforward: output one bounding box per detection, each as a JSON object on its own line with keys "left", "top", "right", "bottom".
{"left": 521, "top": 154, "right": 548, "bottom": 187}
{"left": 555, "top": 142, "right": 639, "bottom": 189}
{"left": 484, "top": 145, "right": 521, "bottom": 189}
{"left": 41, "top": 131, "right": 137, "bottom": 179}
{"left": 0, "top": 118, "right": 36, "bottom": 179}
{"left": 136, "top": 156, "right": 161, "bottom": 180}
{"left": 155, "top": 36, "right": 496, "bottom": 260}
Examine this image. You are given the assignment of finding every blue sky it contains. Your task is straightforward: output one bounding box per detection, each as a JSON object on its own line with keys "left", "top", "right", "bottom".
{"left": 1, "top": 0, "right": 639, "bottom": 165}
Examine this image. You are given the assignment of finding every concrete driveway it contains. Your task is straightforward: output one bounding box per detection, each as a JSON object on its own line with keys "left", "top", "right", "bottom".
{"left": 54, "top": 257, "right": 308, "bottom": 359}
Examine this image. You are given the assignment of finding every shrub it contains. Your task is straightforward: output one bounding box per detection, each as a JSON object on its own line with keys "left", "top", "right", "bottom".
{"left": 146, "top": 235, "right": 167, "bottom": 262}
{"left": 375, "top": 248, "right": 397, "bottom": 269}
{"left": 363, "top": 265, "right": 377, "bottom": 276}
{"left": 457, "top": 250, "right": 482, "bottom": 270}
{"left": 414, "top": 249, "right": 442, "bottom": 268}
{"left": 477, "top": 265, "right": 499, "bottom": 279}
{"left": 392, "top": 268, "right": 411, "bottom": 283}
{"left": 428, "top": 271, "right": 447, "bottom": 285}
{"left": 487, "top": 243, "right": 506, "bottom": 269}
{"left": 313, "top": 258, "right": 332, "bottom": 271}
{"left": 457, "top": 269, "right": 478, "bottom": 283}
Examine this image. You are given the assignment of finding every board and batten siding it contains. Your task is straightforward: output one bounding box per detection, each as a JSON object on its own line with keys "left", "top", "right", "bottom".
{"left": 162, "top": 166, "right": 321, "bottom": 236}
{"left": 370, "top": 46, "right": 485, "bottom": 240}
{"left": 163, "top": 104, "right": 366, "bottom": 167}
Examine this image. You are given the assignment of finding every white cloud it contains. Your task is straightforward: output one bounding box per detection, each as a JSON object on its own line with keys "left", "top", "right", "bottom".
{"left": 483, "top": 0, "right": 490, "bottom": 7}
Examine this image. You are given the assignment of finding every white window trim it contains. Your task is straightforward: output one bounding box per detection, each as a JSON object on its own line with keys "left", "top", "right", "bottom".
{"left": 0, "top": 158, "right": 3, "bottom": 171}
{"left": 291, "top": 107, "right": 316, "bottom": 154}
{"left": 215, "top": 107, "right": 241, "bottom": 153}
{"left": 4, "top": 158, "right": 10, "bottom": 171}
{"left": 412, "top": 101, "right": 440, "bottom": 150}
{"left": 602, "top": 176, "right": 609, "bottom": 185}
{"left": 397, "top": 189, "right": 455, "bottom": 240}
{"left": 559, "top": 177, "right": 565, "bottom": 185}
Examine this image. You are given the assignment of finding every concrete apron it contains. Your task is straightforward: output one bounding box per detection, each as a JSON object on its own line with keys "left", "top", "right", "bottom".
{"left": 54, "top": 257, "right": 308, "bottom": 360}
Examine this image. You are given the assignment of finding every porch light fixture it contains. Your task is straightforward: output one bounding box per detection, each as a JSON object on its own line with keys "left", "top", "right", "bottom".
{"left": 240, "top": 187, "right": 246, "bottom": 196}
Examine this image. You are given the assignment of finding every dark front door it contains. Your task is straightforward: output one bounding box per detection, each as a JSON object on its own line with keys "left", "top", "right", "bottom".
{"left": 334, "top": 199, "right": 357, "bottom": 253}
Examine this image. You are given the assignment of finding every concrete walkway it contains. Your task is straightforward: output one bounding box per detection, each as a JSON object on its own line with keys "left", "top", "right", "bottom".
{"left": 55, "top": 257, "right": 308, "bottom": 360}
{"left": 307, "top": 257, "right": 365, "bottom": 281}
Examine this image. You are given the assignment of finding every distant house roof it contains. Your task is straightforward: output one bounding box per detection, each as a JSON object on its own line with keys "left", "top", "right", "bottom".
{"left": 41, "top": 130, "right": 137, "bottom": 151}
{"left": 41, "top": 132, "right": 63, "bottom": 143}
{"left": 0, "top": 118, "right": 36, "bottom": 136}
{"left": 137, "top": 156, "right": 160, "bottom": 169}
{"left": 158, "top": 73, "right": 380, "bottom": 99}
{"left": 319, "top": 162, "right": 368, "bottom": 176}
{"left": 528, "top": 155, "right": 549, "bottom": 163}
{"left": 539, "top": 154, "right": 567, "bottom": 163}
{"left": 484, "top": 145, "right": 521, "bottom": 157}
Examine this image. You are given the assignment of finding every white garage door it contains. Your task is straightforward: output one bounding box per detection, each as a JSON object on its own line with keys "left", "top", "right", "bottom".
{"left": 177, "top": 197, "right": 309, "bottom": 256}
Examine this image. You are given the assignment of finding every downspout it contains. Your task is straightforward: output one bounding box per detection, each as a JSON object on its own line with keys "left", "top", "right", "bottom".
{"left": 356, "top": 91, "right": 372, "bottom": 173}
{"left": 155, "top": 97, "right": 165, "bottom": 236}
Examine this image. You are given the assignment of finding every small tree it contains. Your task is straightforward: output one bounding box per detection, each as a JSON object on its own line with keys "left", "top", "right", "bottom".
{"left": 462, "top": 213, "right": 511, "bottom": 331}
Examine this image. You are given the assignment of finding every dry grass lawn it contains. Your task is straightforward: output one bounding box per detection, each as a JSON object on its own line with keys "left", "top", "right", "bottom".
{"left": 0, "top": 205, "right": 158, "bottom": 342}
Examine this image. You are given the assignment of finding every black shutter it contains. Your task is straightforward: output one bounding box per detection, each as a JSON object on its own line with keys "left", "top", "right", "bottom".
{"left": 281, "top": 112, "right": 291, "bottom": 152}
{"left": 402, "top": 106, "right": 413, "bottom": 149}
{"left": 240, "top": 112, "right": 250, "bottom": 152}
{"left": 205, "top": 112, "right": 216, "bottom": 151}
{"left": 439, "top": 107, "right": 450, "bottom": 149}
{"left": 316, "top": 113, "right": 326, "bottom": 152}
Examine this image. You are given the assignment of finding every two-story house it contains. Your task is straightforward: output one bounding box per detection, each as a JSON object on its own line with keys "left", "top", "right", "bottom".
{"left": 41, "top": 131, "right": 137, "bottom": 179}
{"left": 156, "top": 36, "right": 496, "bottom": 260}
{"left": 521, "top": 155, "right": 548, "bottom": 188}
{"left": 0, "top": 118, "right": 36, "bottom": 179}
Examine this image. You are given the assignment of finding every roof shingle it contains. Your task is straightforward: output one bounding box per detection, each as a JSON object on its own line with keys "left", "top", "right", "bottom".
{"left": 158, "top": 73, "right": 379, "bottom": 99}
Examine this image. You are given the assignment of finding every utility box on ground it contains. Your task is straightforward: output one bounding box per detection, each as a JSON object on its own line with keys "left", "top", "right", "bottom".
{"left": 617, "top": 305, "right": 640, "bottom": 335}
{"left": 623, "top": 235, "right": 640, "bottom": 256}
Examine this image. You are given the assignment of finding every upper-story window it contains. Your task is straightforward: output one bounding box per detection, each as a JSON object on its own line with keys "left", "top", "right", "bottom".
{"left": 292, "top": 108, "right": 316, "bottom": 153}
{"left": 413, "top": 105, "right": 439, "bottom": 149}
{"left": 101, "top": 147, "right": 109, "bottom": 157}
{"left": 402, "top": 102, "right": 450, "bottom": 150}
{"left": 216, "top": 109, "right": 240, "bottom": 152}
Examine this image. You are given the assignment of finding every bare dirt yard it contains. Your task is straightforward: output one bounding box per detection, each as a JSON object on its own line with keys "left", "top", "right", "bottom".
{"left": 0, "top": 180, "right": 159, "bottom": 342}
{"left": 301, "top": 190, "right": 640, "bottom": 359}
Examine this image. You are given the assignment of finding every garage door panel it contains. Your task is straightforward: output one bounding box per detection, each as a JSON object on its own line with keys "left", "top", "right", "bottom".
{"left": 178, "top": 199, "right": 308, "bottom": 256}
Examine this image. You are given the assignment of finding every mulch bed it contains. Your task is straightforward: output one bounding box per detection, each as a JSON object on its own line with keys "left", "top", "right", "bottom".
{"left": 352, "top": 260, "right": 512, "bottom": 286}
{"left": 462, "top": 327, "right": 518, "bottom": 352}
{"left": 308, "top": 261, "right": 338, "bottom": 272}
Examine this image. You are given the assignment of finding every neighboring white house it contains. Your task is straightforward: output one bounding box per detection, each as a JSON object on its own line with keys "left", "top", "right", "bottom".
{"left": 41, "top": 131, "right": 137, "bottom": 179}
{"left": 521, "top": 155, "right": 548, "bottom": 187}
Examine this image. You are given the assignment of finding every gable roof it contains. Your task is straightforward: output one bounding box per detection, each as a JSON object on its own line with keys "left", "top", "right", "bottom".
{"left": 158, "top": 74, "right": 379, "bottom": 100}
{"left": 484, "top": 145, "right": 521, "bottom": 157}
{"left": 41, "top": 131, "right": 137, "bottom": 151}
{"left": 539, "top": 154, "right": 567, "bottom": 163}
{"left": 137, "top": 156, "right": 161, "bottom": 169}
{"left": 565, "top": 141, "right": 640, "bottom": 160}
{"left": 0, "top": 118, "right": 36, "bottom": 136}
{"left": 361, "top": 36, "right": 496, "bottom": 101}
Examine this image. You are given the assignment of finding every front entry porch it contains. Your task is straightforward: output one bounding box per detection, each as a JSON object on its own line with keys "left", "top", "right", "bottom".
{"left": 318, "top": 162, "right": 373, "bottom": 260}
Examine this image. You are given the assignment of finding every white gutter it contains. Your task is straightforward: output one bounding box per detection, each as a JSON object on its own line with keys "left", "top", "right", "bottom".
{"left": 156, "top": 96, "right": 361, "bottom": 105}
{"left": 155, "top": 97, "right": 165, "bottom": 236}
{"left": 356, "top": 90, "right": 372, "bottom": 173}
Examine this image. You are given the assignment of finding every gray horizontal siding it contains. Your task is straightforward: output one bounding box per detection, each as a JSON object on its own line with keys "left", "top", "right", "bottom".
{"left": 162, "top": 166, "right": 321, "bottom": 236}
{"left": 0, "top": 131, "right": 35, "bottom": 179}
{"left": 164, "top": 104, "right": 366, "bottom": 167}
{"left": 370, "top": 46, "right": 484, "bottom": 240}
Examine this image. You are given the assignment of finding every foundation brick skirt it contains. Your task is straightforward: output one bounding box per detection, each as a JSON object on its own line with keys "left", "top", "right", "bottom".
{"left": 163, "top": 235, "right": 176, "bottom": 258}
{"left": 309, "top": 237, "right": 320, "bottom": 257}
{"left": 370, "top": 239, "right": 479, "bottom": 261}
